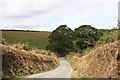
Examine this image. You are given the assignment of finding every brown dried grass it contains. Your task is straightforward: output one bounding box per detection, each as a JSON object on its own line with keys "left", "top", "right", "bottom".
{"left": 1, "top": 44, "right": 59, "bottom": 78}
{"left": 66, "top": 41, "right": 120, "bottom": 78}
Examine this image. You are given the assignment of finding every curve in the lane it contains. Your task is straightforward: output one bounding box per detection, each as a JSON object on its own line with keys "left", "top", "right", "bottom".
{"left": 24, "top": 57, "right": 72, "bottom": 78}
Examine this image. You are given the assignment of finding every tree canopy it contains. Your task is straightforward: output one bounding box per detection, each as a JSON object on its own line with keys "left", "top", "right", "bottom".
{"left": 46, "top": 25, "right": 76, "bottom": 56}
{"left": 46, "top": 24, "right": 117, "bottom": 56}
{"left": 74, "top": 25, "right": 102, "bottom": 50}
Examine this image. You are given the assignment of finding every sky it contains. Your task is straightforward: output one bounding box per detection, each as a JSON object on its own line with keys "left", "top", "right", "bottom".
{"left": 119, "top": 1, "right": 120, "bottom": 21}
{"left": 0, "top": 0, "right": 119, "bottom": 31}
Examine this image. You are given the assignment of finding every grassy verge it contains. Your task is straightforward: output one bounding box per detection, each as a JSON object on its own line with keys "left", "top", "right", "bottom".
{"left": 2, "top": 64, "right": 59, "bottom": 80}
{"left": 16, "top": 63, "right": 60, "bottom": 78}
{"left": 66, "top": 58, "right": 88, "bottom": 78}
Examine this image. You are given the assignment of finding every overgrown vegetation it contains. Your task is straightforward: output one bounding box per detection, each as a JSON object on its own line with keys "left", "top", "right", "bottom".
{"left": 12, "top": 42, "right": 32, "bottom": 51}
{"left": 96, "top": 29, "right": 117, "bottom": 44}
{"left": 1, "top": 40, "right": 55, "bottom": 56}
{"left": 47, "top": 25, "right": 118, "bottom": 56}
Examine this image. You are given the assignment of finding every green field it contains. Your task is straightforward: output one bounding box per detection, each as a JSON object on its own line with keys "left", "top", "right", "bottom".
{"left": 2, "top": 30, "right": 51, "bottom": 49}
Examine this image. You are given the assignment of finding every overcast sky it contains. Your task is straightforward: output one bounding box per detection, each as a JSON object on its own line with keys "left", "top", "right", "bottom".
{"left": 0, "top": 0, "right": 119, "bottom": 31}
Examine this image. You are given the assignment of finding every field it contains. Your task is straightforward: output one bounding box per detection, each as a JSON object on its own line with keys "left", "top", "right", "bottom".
{"left": 2, "top": 30, "right": 51, "bottom": 49}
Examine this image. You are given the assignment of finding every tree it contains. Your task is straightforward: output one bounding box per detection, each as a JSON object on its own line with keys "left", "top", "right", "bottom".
{"left": 74, "top": 25, "right": 101, "bottom": 50}
{"left": 46, "top": 25, "right": 76, "bottom": 56}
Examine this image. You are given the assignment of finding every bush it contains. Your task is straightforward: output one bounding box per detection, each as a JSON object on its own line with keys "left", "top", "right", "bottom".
{"left": 97, "top": 30, "right": 117, "bottom": 44}
{"left": 12, "top": 42, "right": 32, "bottom": 51}
{"left": 2, "top": 39, "right": 7, "bottom": 45}
{"left": 22, "top": 43, "right": 32, "bottom": 51}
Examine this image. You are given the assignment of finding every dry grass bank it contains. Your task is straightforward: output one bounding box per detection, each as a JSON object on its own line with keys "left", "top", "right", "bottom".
{"left": 66, "top": 41, "right": 120, "bottom": 78}
{"left": 1, "top": 44, "right": 59, "bottom": 78}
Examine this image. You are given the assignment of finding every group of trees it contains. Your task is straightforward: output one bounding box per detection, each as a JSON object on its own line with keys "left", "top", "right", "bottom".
{"left": 46, "top": 25, "right": 118, "bottom": 56}
{"left": 46, "top": 25, "right": 76, "bottom": 56}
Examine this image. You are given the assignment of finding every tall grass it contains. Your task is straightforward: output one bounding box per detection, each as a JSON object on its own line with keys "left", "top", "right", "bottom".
{"left": 9, "top": 42, "right": 55, "bottom": 55}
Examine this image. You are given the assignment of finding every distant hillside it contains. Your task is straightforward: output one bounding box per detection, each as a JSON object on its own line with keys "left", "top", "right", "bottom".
{"left": 2, "top": 30, "right": 51, "bottom": 49}
{"left": 66, "top": 41, "right": 120, "bottom": 78}
{"left": 1, "top": 44, "right": 59, "bottom": 78}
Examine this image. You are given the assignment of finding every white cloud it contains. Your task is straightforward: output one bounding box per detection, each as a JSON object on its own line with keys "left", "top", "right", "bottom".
{"left": 0, "top": 0, "right": 63, "bottom": 18}
{"left": 0, "top": 0, "right": 119, "bottom": 31}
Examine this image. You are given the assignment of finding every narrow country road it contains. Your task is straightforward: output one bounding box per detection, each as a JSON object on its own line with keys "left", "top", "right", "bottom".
{"left": 23, "top": 57, "right": 72, "bottom": 79}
